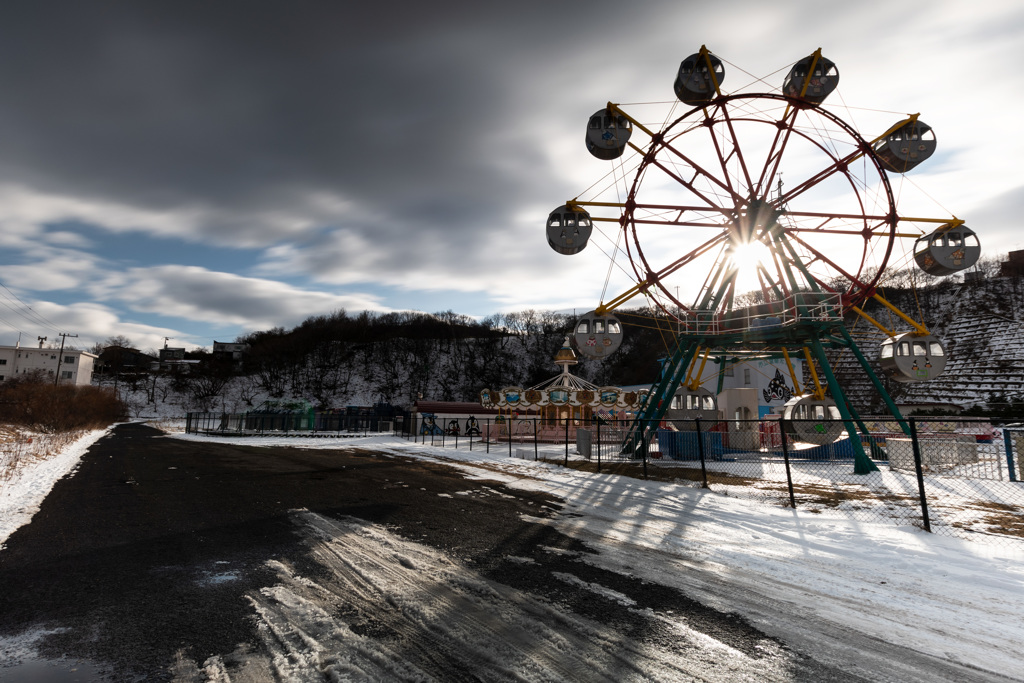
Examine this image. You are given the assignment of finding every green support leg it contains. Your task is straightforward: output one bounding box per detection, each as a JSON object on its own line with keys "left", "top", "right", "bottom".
{"left": 810, "top": 338, "right": 879, "bottom": 474}
{"left": 623, "top": 339, "right": 700, "bottom": 454}
{"left": 838, "top": 326, "right": 910, "bottom": 437}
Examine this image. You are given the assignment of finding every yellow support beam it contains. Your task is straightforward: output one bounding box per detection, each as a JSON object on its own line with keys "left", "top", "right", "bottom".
{"left": 698, "top": 45, "right": 723, "bottom": 97}
{"left": 850, "top": 305, "right": 897, "bottom": 337}
{"left": 595, "top": 281, "right": 652, "bottom": 315}
{"left": 803, "top": 347, "right": 825, "bottom": 400}
{"left": 869, "top": 113, "right": 920, "bottom": 147}
{"left": 687, "top": 347, "right": 711, "bottom": 391}
{"left": 781, "top": 348, "right": 803, "bottom": 396}
{"left": 797, "top": 48, "right": 823, "bottom": 100}
{"left": 567, "top": 199, "right": 628, "bottom": 211}
{"left": 871, "top": 293, "right": 930, "bottom": 336}
{"left": 606, "top": 103, "right": 659, "bottom": 140}
{"left": 898, "top": 216, "right": 965, "bottom": 227}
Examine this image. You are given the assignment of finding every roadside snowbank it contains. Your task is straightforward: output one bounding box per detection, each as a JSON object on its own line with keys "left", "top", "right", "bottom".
{"left": 0, "top": 427, "right": 110, "bottom": 549}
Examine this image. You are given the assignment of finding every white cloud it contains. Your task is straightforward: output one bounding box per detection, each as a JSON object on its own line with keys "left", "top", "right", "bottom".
{"left": 91, "top": 265, "right": 392, "bottom": 331}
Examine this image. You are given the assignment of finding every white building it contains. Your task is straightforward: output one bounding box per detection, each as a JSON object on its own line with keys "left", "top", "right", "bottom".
{"left": 657, "top": 356, "right": 804, "bottom": 419}
{"left": 0, "top": 344, "right": 97, "bottom": 385}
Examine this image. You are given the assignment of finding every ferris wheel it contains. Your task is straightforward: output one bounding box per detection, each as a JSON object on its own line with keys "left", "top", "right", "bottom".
{"left": 547, "top": 47, "right": 980, "bottom": 470}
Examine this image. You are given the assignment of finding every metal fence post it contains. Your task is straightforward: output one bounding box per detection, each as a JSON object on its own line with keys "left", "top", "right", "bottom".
{"left": 564, "top": 417, "right": 569, "bottom": 466}
{"left": 695, "top": 418, "right": 709, "bottom": 489}
{"left": 486, "top": 418, "right": 490, "bottom": 454}
{"left": 597, "top": 418, "right": 602, "bottom": 473}
{"left": 909, "top": 418, "right": 932, "bottom": 533}
{"left": 641, "top": 421, "right": 648, "bottom": 479}
{"left": 533, "top": 418, "right": 538, "bottom": 461}
{"left": 779, "top": 427, "right": 796, "bottom": 508}
{"left": 1003, "top": 428, "right": 1018, "bottom": 482}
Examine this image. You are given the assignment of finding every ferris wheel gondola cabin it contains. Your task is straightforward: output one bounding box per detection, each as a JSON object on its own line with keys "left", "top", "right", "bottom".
{"left": 673, "top": 51, "right": 725, "bottom": 105}
{"left": 914, "top": 225, "right": 981, "bottom": 276}
{"left": 879, "top": 331, "right": 947, "bottom": 383}
{"left": 573, "top": 311, "right": 623, "bottom": 360}
{"left": 782, "top": 53, "right": 839, "bottom": 105}
{"left": 781, "top": 395, "right": 844, "bottom": 445}
{"left": 664, "top": 386, "right": 718, "bottom": 429}
{"left": 546, "top": 204, "right": 593, "bottom": 255}
{"left": 585, "top": 108, "right": 632, "bottom": 160}
{"left": 872, "top": 119, "right": 937, "bottom": 173}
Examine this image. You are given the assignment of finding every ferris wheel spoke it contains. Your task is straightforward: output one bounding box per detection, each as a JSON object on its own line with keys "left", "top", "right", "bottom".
{"left": 784, "top": 230, "right": 871, "bottom": 291}
{"left": 648, "top": 143, "right": 745, "bottom": 207}
{"left": 717, "top": 101, "right": 757, "bottom": 197}
{"left": 752, "top": 107, "right": 800, "bottom": 199}
{"left": 783, "top": 209, "right": 891, "bottom": 224}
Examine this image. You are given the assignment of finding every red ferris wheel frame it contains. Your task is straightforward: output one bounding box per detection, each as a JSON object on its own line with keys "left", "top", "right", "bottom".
{"left": 619, "top": 92, "right": 898, "bottom": 320}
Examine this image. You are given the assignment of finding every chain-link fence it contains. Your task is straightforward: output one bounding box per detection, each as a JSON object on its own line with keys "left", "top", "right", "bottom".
{"left": 185, "top": 410, "right": 1023, "bottom": 545}
{"left": 185, "top": 410, "right": 396, "bottom": 436}
{"left": 392, "top": 414, "right": 1024, "bottom": 547}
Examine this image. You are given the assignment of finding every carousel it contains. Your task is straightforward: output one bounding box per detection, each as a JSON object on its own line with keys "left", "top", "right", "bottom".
{"left": 479, "top": 337, "right": 645, "bottom": 425}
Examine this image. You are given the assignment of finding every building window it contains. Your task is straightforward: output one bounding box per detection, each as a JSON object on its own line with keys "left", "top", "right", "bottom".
{"left": 64, "top": 356, "right": 76, "bottom": 364}
{"left": 62, "top": 371, "right": 73, "bottom": 379}
{"left": 0, "top": 376, "right": 4, "bottom": 381}
{"left": 0, "top": 359, "right": 6, "bottom": 365}
{"left": 743, "top": 368, "right": 751, "bottom": 385}
{"left": 725, "top": 364, "right": 734, "bottom": 377}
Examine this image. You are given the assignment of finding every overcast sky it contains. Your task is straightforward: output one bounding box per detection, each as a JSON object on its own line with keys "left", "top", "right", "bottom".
{"left": 0, "top": 0, "right": 1020, "bottom": 352}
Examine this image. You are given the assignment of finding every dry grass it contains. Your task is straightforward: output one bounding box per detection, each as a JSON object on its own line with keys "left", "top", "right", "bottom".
{"left": 0, "top": 427, "right": 84, "bottom": 489}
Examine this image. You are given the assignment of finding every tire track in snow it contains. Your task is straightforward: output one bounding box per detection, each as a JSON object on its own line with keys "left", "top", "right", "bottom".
{"left": 181, "top": 510, "right": 796, "bottom": 682}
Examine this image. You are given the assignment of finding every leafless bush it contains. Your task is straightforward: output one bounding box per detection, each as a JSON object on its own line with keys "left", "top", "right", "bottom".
{"left": 0, "top": 373, "right": 126, "bottom": 432}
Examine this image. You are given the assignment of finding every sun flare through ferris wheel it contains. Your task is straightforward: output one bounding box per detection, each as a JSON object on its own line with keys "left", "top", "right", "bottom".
{"left": 546, "top": 46, "right": 981, "bottom": 471}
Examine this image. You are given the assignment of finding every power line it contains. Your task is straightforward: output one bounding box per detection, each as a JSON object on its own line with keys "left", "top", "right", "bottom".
{"left": 0, "top": 279, "right": 65, "bottom": 338}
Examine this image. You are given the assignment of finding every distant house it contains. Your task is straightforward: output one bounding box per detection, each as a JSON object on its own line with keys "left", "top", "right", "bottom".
{"left": 1000, "top": 250, "right": 1024, "bottom": 277}
{"left": 0, "top": 343, "right": 97, "bottom": 385}
{"left": 158, "top": 345, "right": 192, "bottom": 372}
{"left": 96, "top": 347, "right": 158, "bottom": 375}
{"left": 212, "top": 340, "right": 249, "bottom": 366}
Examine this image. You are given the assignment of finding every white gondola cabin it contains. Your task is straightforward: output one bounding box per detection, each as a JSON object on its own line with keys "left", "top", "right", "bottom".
{"left": 585, "top": 108, "right": 632, "bottom": 161}
{"left": 913, "top": 226, "right": 980, "bottom": 276}
{"left": 782, "top": 54, "right": 839, "bottom": 105}
{"left": 673, "top": 52, "right": 725, "bottom": 106}
{"left": 879, "top": 332, "right": 947, "bottom": 383}
{"left": 665, "top": 386, "right": 718, "bottom": 429}
{"left": 546, "top": 204, "right": 593, "bottom": 256}
{"left": 573, "top": 311, "right": 623, "bottom": 360}
{"left": 781, "top": 395, "right": 844, "bottom": 445}
{"left": 873, "top": 120, "right": 936, "bottom": 173}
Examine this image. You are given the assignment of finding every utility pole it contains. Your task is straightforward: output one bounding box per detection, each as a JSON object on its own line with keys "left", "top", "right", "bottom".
{"left": 54, "top": 333, "right": 78, "bottom": 386}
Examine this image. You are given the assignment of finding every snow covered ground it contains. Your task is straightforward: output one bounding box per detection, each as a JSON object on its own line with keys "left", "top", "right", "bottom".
{"left": 0, "top": 427, "right": 110, "bottom": 550}
{"left": 3, "top": 428, "right": 1023, "bottom": 680}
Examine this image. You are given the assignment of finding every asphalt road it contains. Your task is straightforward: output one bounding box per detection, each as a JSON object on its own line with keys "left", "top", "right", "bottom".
{"left": 0, "top": 424, "right": 1004, "bottom": 682}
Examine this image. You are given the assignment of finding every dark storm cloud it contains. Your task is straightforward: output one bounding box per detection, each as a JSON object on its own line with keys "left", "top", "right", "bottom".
{"left": 0, "top": 1, "right": 651, "bottom": 246}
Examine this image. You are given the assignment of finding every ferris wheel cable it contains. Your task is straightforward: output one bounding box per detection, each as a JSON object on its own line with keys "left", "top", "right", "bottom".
{"left": 600, "top": 152, "right": 631, "bottom": 304}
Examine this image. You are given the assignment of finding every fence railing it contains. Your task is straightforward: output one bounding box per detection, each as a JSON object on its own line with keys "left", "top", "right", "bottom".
{"left": 185, "top": 411, "right": 397, "bottom": 436}
{"left": 394, "top": 414, "right": 1022, "bottom": 547}
{"left": 186, "top": 411, "right": 1023, "bottom": 546}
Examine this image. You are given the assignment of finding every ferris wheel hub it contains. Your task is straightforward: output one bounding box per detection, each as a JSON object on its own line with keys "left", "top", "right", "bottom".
{"left": 731, "top": 199, "right": 781, "bottom": 243}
